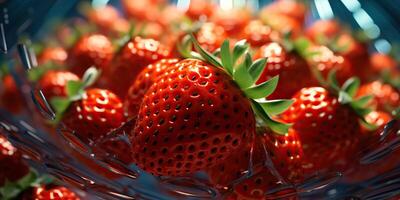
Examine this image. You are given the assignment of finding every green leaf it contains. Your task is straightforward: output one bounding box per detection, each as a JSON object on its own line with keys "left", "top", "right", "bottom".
{"left": 257, "top": 99, "right": 294, "bottom": 115}
{"left": 244, "top": 76, "right": 279, "bottom": 99}
{"left": 294, "top": 37, "right": 310, "bottom": 57}
{"left": 190, "top": 34, "right": 223, "bottom": 68}
{"left": 352, "top": 95, "right": 373, "bottom": 108}
{"left": 233, "top": 58, "right": 253, "bottom": 89}
{"left": 177, "top": 34, "right": 193, "bottom": 58}
{"left": 248, "top": 58, "right": 267, "bottom": 83}
{"left": 359, "top": 118, "right": 378, "bottom": 131}
{"left": 0, "top": 171, "right": 39, "bottom": 200}
{"left": 81, "top": 67, "right": 100, "bottom": 88}
{"left": 338, "top": 91, "right": 352, "bottom": 104}
{"left": 327, "top": 69, "right": 340, "bottom": 92}
{"left": 220, "top": 40, "right": 233, "bottom": 75}
{"left": 232, "top": 39, "right": 249, "bottom": 64}
{"left": 50, "top": 97, "right": 71, "bottom": 123}
{"left": 66, "top": 80, "right": 84, "bottom": 97}
{"left": 251, "top": 100, "right": 291, "bottom": 134}
{"left": 342, "top": 77, "right": 360, "bottom": 97}
{"left": 352, "top": 106, "right": 372, "bottom": 117}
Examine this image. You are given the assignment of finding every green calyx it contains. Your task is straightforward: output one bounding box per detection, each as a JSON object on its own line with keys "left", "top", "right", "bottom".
{"left": 321, "top": 70, "right": 376, "bottom": 129}
{"left": 0, "top": 171, "right": 53, "bottom": 200}
{"left": 185, "top": 34, "right": 292, "bottom": 134}
{"left": 281, "top": 32, "right": 319, "bottom": 59}
{"left": 50, "top": 67, "right": 100, "bottom": 123}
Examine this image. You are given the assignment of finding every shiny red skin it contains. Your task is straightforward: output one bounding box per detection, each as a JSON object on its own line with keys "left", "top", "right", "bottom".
{"left": 38, "top": 47, "right": 68, "bottom": 65}
{"left": 281, "top": 87, "right": 362, "bottom": 172}
{"left": 67, "top": 34, "right": 114, "bottom": 77}
{"left": 1, "top": 75, "right": 23, "bottom": 113}
{"left": 185, "top": 0, "right": 215, "bottom": 20}
{"left": 357, "top": 81, "right": 400, "bottom": 113}
{"left": 103, "top": 36, "right": 171, "bottom": 99}
{"left": 263, "top": 129, "right": 305, "bottom": 184}
{"left": 306, "top": 20, "right": 341, "bottom": 43}
{"left": 38, "top": 70, "right": 79, "bottom": 100}
{"left": 227, "top": 166, "right": 298, "bottom": 200}
{"left": 264, "top": 0, "right": 307, "bottom": 24}
{"left": 124, "top": 58, "right": 180, "bottom": 118}
{"left": 22, "top": 186, "right": 80, "bottom": 200}
{"left": 211, "top": 9, "right": 251, "bottom": 38}
{"left": 307, "top": 45, "right": 353, "bottom": 84}
{"left": 131, "top": 59, "right": 255, "bottom": 176}
{"left": 242, "top": 20, "right": 277, "bottom": 47}
{"left": 255, "top": 42, "right": 316, "bottom": 99}
{"left": 62, "top": 89, "right": 125, "bottom": 144}
{"left": 196, "top": 22, "right": 227, "bottom": 53}
{"left": 0, "top": 134, "right": 29, "bottom": 187}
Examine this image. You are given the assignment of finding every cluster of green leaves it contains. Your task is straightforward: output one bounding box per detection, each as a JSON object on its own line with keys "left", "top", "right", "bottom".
{"left": 50, "top": 67, "right": 100, "bottom": 123}
{"left": 186, "top": 34, "right": 292, "bottom": 134}
{"left": 0, "top": 171, "right": 52, "bottom": 200}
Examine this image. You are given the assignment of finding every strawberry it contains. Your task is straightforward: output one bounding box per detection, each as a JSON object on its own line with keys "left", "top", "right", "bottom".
{"left": 124, "top": 58, "right": 180, "bottom": 118}
{"left": 362, "top": 111, "right": 392, "bottom": 135}
{"left": 21, "top": 185, "right": 79, "bottom": 200}
{"left": 122, "top": 0, "right": 161, "bottom": 22}
{"left": 306, "top": 20, "right": 341, "bottom": 43}
{"left": 87, "top": 5, "right": 129, "bottom": 36}
{"left": 262, "top": 0, "right": 307, "bottom": 25}
{"left": 370, "top": 53, "right": 399, "bottom": 76}
{"left": 0, "top": 134, "right": 29, "bottom": 187}
{"left": 242, "top": 20, "right": 278, "bottom": 48}
{"left": 37, "top": 47, "right": 68, "bottom": 66}
{"left": 227, "top": 166, "right": 298, "bottom": 200}
{"left": 357, "top": 81, "right": 400, "bottom": 113}
{"left": 61, "top": 88, "right": 125, "bottom": 144}
{"left": 131, "top": 38, "right": 292, "bottom": 177}
{"left": 211, "top": 8, "right": 251, "bottom": 38}
{"left": 281, "top": 86, "right": 364, "bottom": 172}
{"left": 67, "top": 34, "right": 114, "bottom": 77}
{"left": 259, "top": 12, "right": 302, "bottom": 38}
{"left": 103, "top": 36, "right": 171, "bottom": 99}
{"left": 1, "top": 75, "right": 24, "bottom": 113}
{"left": 185, "top": 0, "right": 216, "bottom": 21}
{"left": 37, "top": 70, "right": 79, "bottom": 100}
{"left": 196, "top": 22, "right": 227, "bottom": 53}
{"left": 254, "top": 42, "right": 315, "bottom": 99}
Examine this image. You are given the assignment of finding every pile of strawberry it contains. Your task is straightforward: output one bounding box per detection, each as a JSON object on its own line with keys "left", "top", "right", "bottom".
{"left": 1, "top": 0, "right": 399, "bottom": 199}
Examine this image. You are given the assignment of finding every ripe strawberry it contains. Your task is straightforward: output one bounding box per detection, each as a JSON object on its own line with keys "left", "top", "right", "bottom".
{"left": 254, "top": 42, "right": 315, "bottom": 99}
{"left": 242, "top": 20, "right": 278, "bottom": 47}
{"left": 211, "top": 8, "right": 251, "bottom": 38}
{"left": 37, "top": 70, "right": 79, "bottom": 100}
{"left": 21, "top": 185, "right": 80, "bottom": 200}
{"left": 122, "top": 0, "right": 161, "bottom": 22}
{"left": 87, "top": 5, "right": 129, "bottom": 36}
{"left": 263, "top": 0, "right": 307, "bottom": 25}
{"left": 1, "top": 75, "right": 23, "bottom": 113}
{"left": 259, "top": 12, "right": 302, "bottom": 38}
{"left": 196, "top": 22, "right": 227, "bottom": 53}
{"left": 131, "top": 59, "right": 255, "bottom": 176}
{"left": 357, "top": 81, "right": 400, "bottom": 113}
{"left": 103, "top": 36, "right": 171, "bottom": 99}
{"left": 37, "top": 47, "right": 68, "bottom": 65}
{"left": 61, "top": 88, "right": 125, "bottom": 144}
{"left": 306, "top": 45, "right": 353, "bottom": 84}
{"left": 281, "top": 87, "right": 362, "bottom": 171}
{"left": 0, "top": 134, "right": 29, "bottom": 186}
{"left": 362, "top": 111, "right": 392, "bottom": 135}
{"left": 370, "top": 53, "right": 399, "bottom": 75}
{"left": 306, "top": 20, "right": 341, "bottom": 43}
{"left": 124, "top": 58, "right": 180, "bottom": 118}
{"left": 67, "top": 34, "right": 114, "bottom": 76}
{"left": 227, "top": 166, "right": 298, "bottom": 200}
{"left": 185, "top": 0, "right": 216, "bottom": 20}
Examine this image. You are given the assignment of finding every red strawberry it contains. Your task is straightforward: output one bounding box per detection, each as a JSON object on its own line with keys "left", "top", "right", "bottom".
{"left": 122, "top": 0, "right": 161, "bottom": 22}
{"left": 124, "top": 58, "right": 180, "bottom": 118}
{"left": 37, "top": 70, "right": 79, "bottom": 100}
{"left": 306, "top": 45, "right": 353, "bottom": 84}
{"left": 103, "top": 36, "right": 171, "bottom": 99}
{"left": 263, "top": 0, "right": 307, "bottom": 25}
{"left": 21, "top": 185, "right": 80, "bottom": 200}
{"left": 185, "top": 0, "right": 216, "bottom": 20}
{"left": 357, "top": 81, "right": 400, "bottom": 113}
{"left": 227, "top": 166, "right": 298, "bottom": 200}
{"left": 370, "top": 53, "right": 399, "bottom": 75}
{"left": 196, "top": 22, "right": 228, "bottom": 53}
{"left": 362, "top": 111, "right": 392, "bottom": 135}
{"left": 67, "top": 34, "right": 114, "bottom": 76}
{"left": 259, "top": 12, "right": 302, "bottom": 38}
{"left": 61, "top": 88, "right": 125, "bottom": 144}
{"left": 211, "top": 8, "right": 251, "bottom": 38}
{"left": 87, "top": 5, "right": 129, "bottom": 36}
{"left": 242, "top": 20, "right": 278, "bottom": 47}
{"left": 263, "top": 128, "right": 305, "bottom": 184}
{"left": 254, "top": 42, "right": 316, "bottom": 99}
{"left": 1, "top": 75, "right": 24, "bottom": 113}
{"left": 131, "top": 59, "right": 255, "bottom": 176}
{"left": 38, "top": 47, "right": 68, "bottom": 66}
{"left": 0, "top": 134, "right": 29, "bottom": 187}
{"left": 306, "top": 20, "right": 341, "bottom": 43}
{"left": 281, "top": 87, "right": 362, "bottom": 172}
